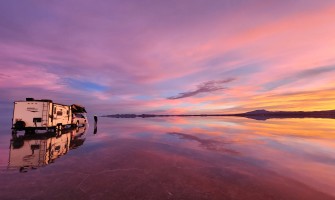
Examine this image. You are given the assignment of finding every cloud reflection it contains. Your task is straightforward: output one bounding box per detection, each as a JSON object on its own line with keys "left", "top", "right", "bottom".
{"left": 168, "top": 132, "right": 239, "bottom": 155}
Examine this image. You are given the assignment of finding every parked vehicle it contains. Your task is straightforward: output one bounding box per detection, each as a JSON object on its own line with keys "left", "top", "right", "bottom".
{"left": 71, "top": 104, "right": 87, "bottom": 127}
{"left": 72, "top": 113, "right": 87, "bottom": 127}
{"left": 12, "top": 98, "right": 72, "bottom": 132}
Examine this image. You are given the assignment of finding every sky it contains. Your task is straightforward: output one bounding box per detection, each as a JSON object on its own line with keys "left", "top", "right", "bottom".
{"left": 1, "top": 0, "right": 335, "bottom": 115}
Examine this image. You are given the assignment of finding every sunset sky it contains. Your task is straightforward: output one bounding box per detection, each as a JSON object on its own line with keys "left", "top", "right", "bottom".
{"left": 1, "top": 0, "right": 335, "bottom": 115}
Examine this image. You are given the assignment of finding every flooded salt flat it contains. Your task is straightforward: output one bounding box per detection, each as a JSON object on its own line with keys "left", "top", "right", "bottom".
{"left": 0, "top": 116, "right": 335, "bottom": 200}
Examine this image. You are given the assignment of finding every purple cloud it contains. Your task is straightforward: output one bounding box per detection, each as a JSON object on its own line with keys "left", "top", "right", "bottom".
{"left": 0, "top": 73, "right": 10, "bottom": 79}
{"left": 0, "top": 0, "right": 335, "bottom": 115}
{"left": 167, "top": 78, "right": 235, "bottom": 99}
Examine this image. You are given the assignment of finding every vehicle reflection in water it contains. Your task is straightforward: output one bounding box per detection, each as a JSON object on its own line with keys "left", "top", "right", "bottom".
{"left": 8, "top": 126, "right": 87, "bottom": 172}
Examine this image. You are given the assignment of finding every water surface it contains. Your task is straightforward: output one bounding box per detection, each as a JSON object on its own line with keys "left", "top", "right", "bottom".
{"left": 0, "top": 116, "right": 334, "bottom": 199}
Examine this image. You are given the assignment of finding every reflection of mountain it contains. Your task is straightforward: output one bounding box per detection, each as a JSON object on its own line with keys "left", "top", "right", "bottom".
{"left": 8, "top": 126, "right": 87, "bottom": 172}
{"left": 168, "top": 132, "right": 239, "bottom": 155}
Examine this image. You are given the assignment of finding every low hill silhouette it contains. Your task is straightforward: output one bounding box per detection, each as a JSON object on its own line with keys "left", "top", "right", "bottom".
{"left": 234, "top": 109, "right": 335, "bottom": 120}
{"left": 103, "top": 109, "right": 335, "bottom": 120}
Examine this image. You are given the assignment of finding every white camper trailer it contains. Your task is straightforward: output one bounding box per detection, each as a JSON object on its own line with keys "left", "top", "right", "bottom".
{"left": 12, "top": 98, "right": 72, "bottom": 131}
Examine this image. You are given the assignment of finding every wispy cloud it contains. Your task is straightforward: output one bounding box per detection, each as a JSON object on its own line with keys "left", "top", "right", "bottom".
{"left": 0, "top": 73, "right": 10, "bottom": 79}
{"left": 167, "top": 78, "right": 235, "bottom": 100}
{"left": 263, "top": 65, "right": 335, "bottom": 91}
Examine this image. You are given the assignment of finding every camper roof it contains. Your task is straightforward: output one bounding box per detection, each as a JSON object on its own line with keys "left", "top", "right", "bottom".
{"left": 26, "top": 98, "right": 52, "bottom": 102}
{"left": 13, "top": 98, "right": 53, "bottom": 103}
{"left": 14, "top": 98, "right": 70, "bottom": 106}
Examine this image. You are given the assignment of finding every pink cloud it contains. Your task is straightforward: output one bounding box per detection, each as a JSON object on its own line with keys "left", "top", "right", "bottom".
{"left": 1, "top": 1, "right": 335, "bottom": 114}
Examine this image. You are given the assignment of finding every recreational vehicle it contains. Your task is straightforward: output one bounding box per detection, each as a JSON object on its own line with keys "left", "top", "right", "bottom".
{"left": 12, "top": 98, "right": 72, "bottom": 132}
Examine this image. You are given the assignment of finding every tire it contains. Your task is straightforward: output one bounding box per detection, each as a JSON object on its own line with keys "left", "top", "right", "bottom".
{"left": 14, "top": 121, "right": 26, "bottom": 131}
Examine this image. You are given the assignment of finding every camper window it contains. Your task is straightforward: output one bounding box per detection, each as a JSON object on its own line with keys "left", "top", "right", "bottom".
{"left": 57, "top": 111, "right": 63, "bottom": 116}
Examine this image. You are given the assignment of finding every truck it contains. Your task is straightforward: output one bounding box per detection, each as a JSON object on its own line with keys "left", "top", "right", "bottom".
{"left": 71, "top": 104, "right": 88, "bottom": 127}
{"left": 12, "top": 98, "right": 73, "bottom": 132}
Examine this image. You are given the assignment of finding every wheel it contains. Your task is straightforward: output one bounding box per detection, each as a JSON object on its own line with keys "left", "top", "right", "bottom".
{"left": 14, "top": 121, "right": 26, "bottom": 131}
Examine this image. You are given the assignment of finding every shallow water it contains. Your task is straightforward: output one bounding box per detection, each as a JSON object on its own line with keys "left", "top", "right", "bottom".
{"left": 0, "top": 116, "right": 335, "bottom": 200}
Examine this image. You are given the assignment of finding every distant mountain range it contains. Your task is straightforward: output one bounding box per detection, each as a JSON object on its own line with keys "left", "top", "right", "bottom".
{"left": 103, "top": 109, "right": 335, "bottom": 120}
{"left": 233, "top": 109, "right": 335, "bottom": 120}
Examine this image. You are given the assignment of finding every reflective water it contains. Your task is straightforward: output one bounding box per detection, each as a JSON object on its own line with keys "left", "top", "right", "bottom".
{"left": 0, "top": 116, "right": 335, "bottom": 200}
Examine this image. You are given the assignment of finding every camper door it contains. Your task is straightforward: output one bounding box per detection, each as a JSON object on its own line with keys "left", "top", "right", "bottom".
{"left": 52, "top": 104, "right": 70, "bottom": 126}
